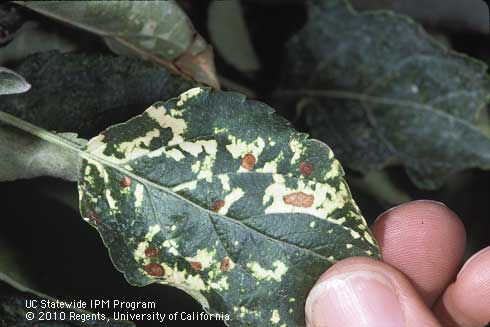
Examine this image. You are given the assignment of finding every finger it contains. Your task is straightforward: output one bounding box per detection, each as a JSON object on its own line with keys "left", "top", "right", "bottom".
{"left": 434, "top": 246, "right": 490, "bottom": 327}
{"left": 371, "top": 200, "right": 466, "bottom": 306}
{"left": 305, "top": 257, "right": 441, "bottom": 327}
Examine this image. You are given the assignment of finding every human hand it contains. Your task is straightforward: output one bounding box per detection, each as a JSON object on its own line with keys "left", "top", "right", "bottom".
{"left": 305, "top": 200, "right": 490, "bottom": 327}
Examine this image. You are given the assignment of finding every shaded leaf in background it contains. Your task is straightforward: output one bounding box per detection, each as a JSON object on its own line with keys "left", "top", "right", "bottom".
{"left": 278, "top": 0, "right": 490, "bottom": 189}
{"left": 0, "top": 3, "right": 23, "bottom": 44}
{"left": 351, "top": 0, "right": 490, "bottom": 34}
{"left": 0, "top": 240, "right": 31, "bottom": 289}
{"left": 0, "top": 273, "right": 134, "bottom": 327}
{"left": 78, "top": 87, "right": 379, "bottom": 326}
{"left": 0, "top": 52, "right": 194, "bottom": 138}
{"left": 347, "top": 171, "right": 411, "bottom": 207}
{"left": 208, "top": 0, "right": 260, "bottom": 73}
{"left": 14, "top": 0, "right": 219, "bottom": 88}
{"left": 0, "top": 20, "right": 78, "bottom": 66}
{"left": 0, "top": 66, "right": 29, "bottom": 94}
{"left": 0, "top": 127, "right": 83, "bottom": 182}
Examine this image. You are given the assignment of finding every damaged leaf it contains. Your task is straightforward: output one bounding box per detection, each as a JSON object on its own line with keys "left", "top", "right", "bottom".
{"left": 78, "top": 87, "right": 379, "bottom": 326}
{"left": 14, "top": 0, "right": 219, "bottom": 88}
{"left": 278, "top": 0, "right": 490, "bottom": 189}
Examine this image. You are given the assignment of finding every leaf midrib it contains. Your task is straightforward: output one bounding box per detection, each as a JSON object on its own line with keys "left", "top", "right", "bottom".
{"left": 279, "top": 88, "right": 490, "bottom": 144}
{"left": 0, "top": 110, "right": 367, "bottom": 264}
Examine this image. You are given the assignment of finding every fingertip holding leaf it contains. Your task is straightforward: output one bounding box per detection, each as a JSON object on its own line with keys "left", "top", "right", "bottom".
{"left": 278, "top": 0, "right": 490, "bottom": 189}
{"left": 78, "top": 87, "right": 379, "bottom": 326}
{"left": 0, "top": 67, "right": 30, "bottom": 95}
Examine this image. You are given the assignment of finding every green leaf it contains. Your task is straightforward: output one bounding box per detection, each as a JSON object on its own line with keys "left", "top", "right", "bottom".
{"left": 0, "top": 21, "right": 79, "bottom": 66}
{"left": 0, "top": 126, "right": 83, "bottom": 182}
{"left": 0, "top": 67, "right": 30, "bottom": 95}
{"left": 277, "top": 0, "right": 490, "bottom": 189}
{"left": 0, "top": 52, "right": 194, "bottom": 137}
{"left": 0, "top": 240, "right": 31, "bottom": 288}
{"left": 14, "top": 0, "right": 219, "bottom": 88}
{"left": 351, "top": 0, "right": 490, "bottom": 34}
{"left": 208, "top": 0, "right": 260, "bottom": 73}
{"left": 0, "top": 273, "right": 134, "bottom": 326}
{"left": 347, "top": 171, "right": 412, "bottom": 207}
{"left": 78, "top": 87, "right": 379, "bottom": 326}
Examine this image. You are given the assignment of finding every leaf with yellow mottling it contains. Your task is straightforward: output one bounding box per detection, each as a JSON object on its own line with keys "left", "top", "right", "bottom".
{"left": 78, "top": 87, "right": 379, "bottom": 326}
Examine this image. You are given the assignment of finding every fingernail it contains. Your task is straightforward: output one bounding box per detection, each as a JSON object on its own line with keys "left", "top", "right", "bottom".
{"left": 305, "top": 271, "right": 405, "bottom": 327}
{"left": 374, "top": 200, "right": 447, "bottom": 224}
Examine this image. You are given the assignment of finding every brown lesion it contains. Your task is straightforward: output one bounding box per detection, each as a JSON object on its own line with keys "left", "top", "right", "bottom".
{"left": 299, "top": 161, "right": 314, "bottom": 177}
{"left": 145, "top": 247, "right": 159, "bottom": 258}
{"left": 283, "top": 192, "right": 315, "bottom": 208}
{"left": 241, "top": 153, "right": 256, "bottom": 171}
{"left": 212, "top": 199, "right": 225, "bottom": 212}
{"left": 189, "top": 261, "right": 203, "bottom": 271}
{"left": 120, "top": 176, "right": 131, "bottom": 188}
{"left": 144, "top": 263, "right": 165, "bottom": 277}
{"left": 220, "top": 257, "right": 231, "bottom": 272}
{"left": 87, "top": 208, "right": 101, "bottom": 225}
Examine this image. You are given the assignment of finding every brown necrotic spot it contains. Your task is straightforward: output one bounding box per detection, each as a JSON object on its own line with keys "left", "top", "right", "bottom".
{"left": 220, "top": 257, "right": 231, "bottom": 272}
{"left": 144, "top": 263, "right": 165, "bottom": 277}
{"left": 283, "top": 192, "right": 315, "bottom": 208}
{"left": 299, "top": 161, "right": 314, "bottom": 177}
{"left": 145, "top": 247, "right": 159, "bottom": 258}
{"left": 87, "top": 209, "right": 100, "bottom": 225}
{"left": 190, "top": 261, "right": 202, "bottom": 271}
{"left": 120, "top": 176, "right": 131, "bottom": 188}
{"left": 212, "top": 199, "right": 225, "bottom": 212}
{"left": 241, "top": 153, "right": 256, "bottom": 171}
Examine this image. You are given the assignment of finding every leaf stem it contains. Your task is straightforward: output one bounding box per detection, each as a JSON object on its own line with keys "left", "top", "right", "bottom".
{"left": 0, "top": 111, "right": 85, "bottom": 155}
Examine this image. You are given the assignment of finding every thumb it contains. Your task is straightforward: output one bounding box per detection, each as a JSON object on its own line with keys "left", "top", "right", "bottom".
{"left": 305, "top": 257, "right": 440, "bottom": 327}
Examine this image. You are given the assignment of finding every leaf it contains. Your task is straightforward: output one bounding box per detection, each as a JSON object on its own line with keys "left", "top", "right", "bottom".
{"left": 0, "top": 273, "right": 134, "bottom": 326}
{"left": 0, "top": 20, "right": 79, "bottom": 66}
{"left": 208, "top": 0, "right": 260, "bottom": 73}
{"left": 0, "top": 3, "right": 23, "bottom": 44}
{"left": 0, "top": 66, "right": 30, "bottom": 95}
{"left": 347, "top": 171, "right": 412, "bottom": 207}
{"left": 351, "top": 0, "right": 490, "bottom": 34}
{"left": 0, "top": 126, "right": 82, "bottom": 182}
{"left": 0, "top": 52, "right": 194, "bottom": 138}
{"left": 0, "top": 239, "right": 31, "bottom": 288}
{"left": 14, "top": 0, "right": 219, "bottom": 88}
{"left": 78, "top": 87, "right": 379, "bottom": 326}
{"left": 277, "top": 0, "right": 490, "bottom": 189}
